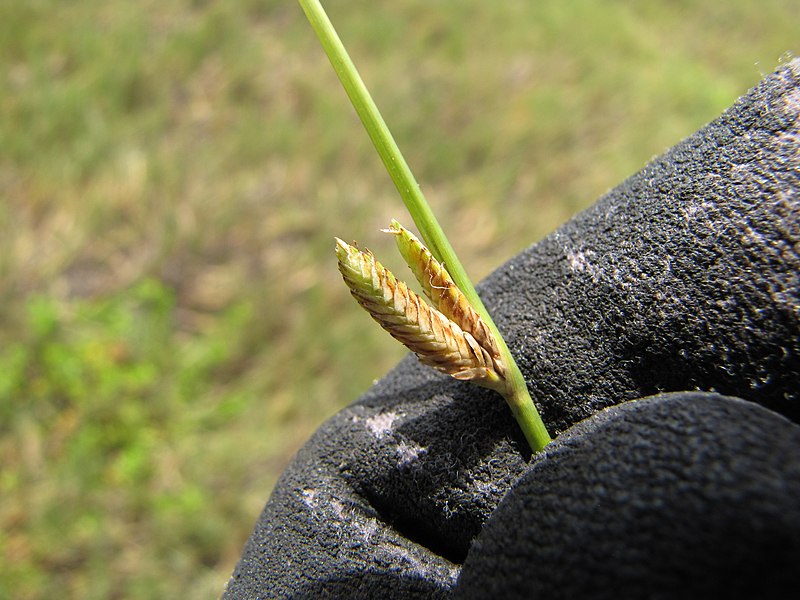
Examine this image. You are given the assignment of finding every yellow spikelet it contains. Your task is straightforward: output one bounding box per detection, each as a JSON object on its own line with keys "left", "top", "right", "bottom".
{"left": 335, "top": 237, "right": 506, "bottom": 391}
{"left": 384, "top": 220, "right": 505, "bottom": 377}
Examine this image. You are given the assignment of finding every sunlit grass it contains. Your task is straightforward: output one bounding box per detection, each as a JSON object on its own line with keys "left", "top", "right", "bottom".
{"left": 0, "top": 1, "right": 796, "bottom": 598}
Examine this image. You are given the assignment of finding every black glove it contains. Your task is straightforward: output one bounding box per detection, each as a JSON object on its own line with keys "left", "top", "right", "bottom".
{"left": 454, "top": 392, "right": 800, "bottom": 599}
{"left": 223, "top": 60, "right": 800, "bottom": 599}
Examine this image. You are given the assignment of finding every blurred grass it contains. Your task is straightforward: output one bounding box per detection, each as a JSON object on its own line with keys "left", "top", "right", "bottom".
{"left": 0, "top": 0, "right": 796, "bottom": 597}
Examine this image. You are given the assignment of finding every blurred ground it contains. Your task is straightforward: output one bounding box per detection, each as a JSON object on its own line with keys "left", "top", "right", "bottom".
{"left": 0, "top": 1, "right": 796, "bottom": 598}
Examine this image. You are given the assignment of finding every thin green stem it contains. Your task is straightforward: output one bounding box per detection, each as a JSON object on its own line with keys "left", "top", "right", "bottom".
{"left": 299, "top": 0, "right": 551, "bottom": 451}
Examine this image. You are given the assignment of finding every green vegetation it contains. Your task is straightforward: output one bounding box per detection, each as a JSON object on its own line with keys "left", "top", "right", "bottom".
{"left": 0, "top": 1, "right": 795, "bottom": 598}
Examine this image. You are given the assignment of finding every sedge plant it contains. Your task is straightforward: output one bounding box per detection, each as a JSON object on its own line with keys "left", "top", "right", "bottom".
{"left": 299, "top": 0, "right": 551, "bottom": 452}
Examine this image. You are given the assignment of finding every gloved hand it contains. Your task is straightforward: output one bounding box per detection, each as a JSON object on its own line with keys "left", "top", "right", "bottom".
{"left": 223, "top": 59, "right": 800, "bottom": 599}
{"left": 454, "top": 392, "right": 800, "bottom": 599}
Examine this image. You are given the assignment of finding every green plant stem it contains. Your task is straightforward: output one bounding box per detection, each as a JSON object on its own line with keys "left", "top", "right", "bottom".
{"left": 299, "top": 0, "right": 551, "bottom": 451}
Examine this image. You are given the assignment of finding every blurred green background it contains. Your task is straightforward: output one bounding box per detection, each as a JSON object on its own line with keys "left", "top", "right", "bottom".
{"left": 0, "top": 0, "right": 796, "bottom": 597}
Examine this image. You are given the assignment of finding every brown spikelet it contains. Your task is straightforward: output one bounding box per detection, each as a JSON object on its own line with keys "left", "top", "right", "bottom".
{"left": 384, "top": 220, "right": 505, "bottom": 377}
{"left": 335, "top": 237, "right": 506, "bottom": 391}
